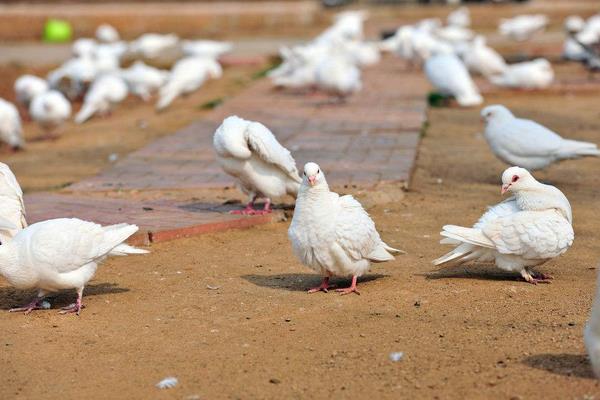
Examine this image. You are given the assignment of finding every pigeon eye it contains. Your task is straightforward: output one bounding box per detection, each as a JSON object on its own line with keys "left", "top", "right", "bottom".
{"left": 303, "top": 172, "right": 306, "bottom": 176}
{"left": 511, "top": 175, "right": 519, "bottom": 183}
{"left": 317, "top": 169, "right": 320, "bottom": 174}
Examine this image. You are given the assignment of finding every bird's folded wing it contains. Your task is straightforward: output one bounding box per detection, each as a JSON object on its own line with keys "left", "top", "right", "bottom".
{"left": 473, "top": 198, "right": 519, "bottom": 229}
{"left": 499, "top": 119, "right": 564, "bottom": 157}
{"left": 0, "top": 165, "right": 25, "bottom": 216}
{"left": 334, "top": 195, "right": 380, "bottom": 261}
{"left": 246, "top": 121, "right": 301, "bottom": 182}
{"left": 482, "top": 210, "right": 574, "bottom": 259}
{"left": 28, "top": 219, "right": 115, "bottom": 273}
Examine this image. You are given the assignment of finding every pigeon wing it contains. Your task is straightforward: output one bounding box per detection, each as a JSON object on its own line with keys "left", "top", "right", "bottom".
{"left": 246, "top": 121, "right": 302, "bottom": 182}
{"left": 334, "top": 195, "right": 381, "bottom": 261}
{"left": 482, "top": 210, "right": 574, "bottom": 259}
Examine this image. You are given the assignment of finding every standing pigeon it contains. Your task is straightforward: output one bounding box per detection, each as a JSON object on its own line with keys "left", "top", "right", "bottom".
{"left": 314, "top": 48, "right": 362, "bottom": 100}
{"left": 2, "top": 218, "right": 148, "bottom": 315}
{"left": 0, "top": 98, "right": 24, "bottom": 150}
{"left": 120, "top": 61, "right": 168, "bottom": 101}
{"left": 490, "top": 58, "right": 554, "bottom": 89}
{"left": 213, "top": 116, "right": 301, "bottom": 215}
{"left": 482, "top": 104, "right": 600, "bottom": 170}
{"left": 447, "top": 7, "right": 470, "bottom": 28}
{"left": 433, "top": 167, "right": 573, "bottom": 284}
{"left": 288, "top": 162, "right": 403, "bottom": 294}
{"left": 424, "top": 52, "right": 483, "bottom": 106}
{"left": 95, "top": 24, "right": 120, "bottom": 43}
{"left": 463, "top": 36, "right": 507, "bottom": 78}
{"left": 14, "top": 75, "right": 49, "bottom": 108}
{"left": 0, "top": 162, "right": 26, "bottom": 243}
{"left": 75, "top": 74, "right": 128, "bottom": 124}
{"left": 156, "top": 57, "right": 222, "bottom": 111}
{"left": 29, "top": 90, "right": 72, "bottom": 137}
{"left": 585, "top": 270, "right": 600, "bottom": 378}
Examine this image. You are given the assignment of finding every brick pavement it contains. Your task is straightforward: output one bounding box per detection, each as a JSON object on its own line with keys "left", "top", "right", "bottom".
{"left": 25, "top": 56, "right": 428, "bottom": 244}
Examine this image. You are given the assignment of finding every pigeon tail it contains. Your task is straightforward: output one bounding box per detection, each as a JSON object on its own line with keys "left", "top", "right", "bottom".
{"left": 455, "top": 92, "right": 483, "bottom": 107}
{"left": 110, "top": 243, "right": 150, "bottom": 256}
{"left": 156, "top": 86, "right": 179, "bottom": 111}
{"left": 74, "top": 103, "right": 96, "bottom": 124}
{"left": 556, "top": 139, "right": 600, "bottom": 159}
{"left": 432, "top": 243, "right": 474, "bottom": 266}
{"left": 440, "top": 225, "right": 495, "bottom": 249}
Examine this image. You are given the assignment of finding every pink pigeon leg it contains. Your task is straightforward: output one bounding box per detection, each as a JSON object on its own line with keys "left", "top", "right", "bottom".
{"left": 336, "top": 275, "right": 361, "bottom": 295}
{"left": 252, "top": 199, "right": 272, "bottom": 215}
{"left": 230, "top": 195, "right": 258, "bottom": 215}
{"left": 9, "top": 297, "right": 44, "bottom": 314}
{"left": 59, "top": 288, "right": 85, "bottom": 315}
{"left": 308, "top": 276, "right": 335, "bottom": 293}
{"left": 521, "top": 269, "right": 551, "bottom": 285}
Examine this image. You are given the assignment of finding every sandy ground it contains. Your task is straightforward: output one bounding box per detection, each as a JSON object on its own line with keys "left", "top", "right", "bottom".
{"left": 1, "top": 67, "right": 600, "bottom": 399}
{"left": 2, "top": 2, "right": 600, "bottom": 399}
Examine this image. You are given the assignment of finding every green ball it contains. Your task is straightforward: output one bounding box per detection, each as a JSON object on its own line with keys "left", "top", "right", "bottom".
{"left": 43, "top": 19, "right": 73, "bottom": 43}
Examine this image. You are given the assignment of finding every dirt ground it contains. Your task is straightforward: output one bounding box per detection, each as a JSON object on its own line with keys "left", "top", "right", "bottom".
{"left": 2, "top": 3, "right": 600, "bottom": 400}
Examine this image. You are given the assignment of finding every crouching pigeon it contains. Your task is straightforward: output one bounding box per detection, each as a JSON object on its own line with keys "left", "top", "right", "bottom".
{"left": 482, "top": 104, "right": 600, "bottom": 170}
{"left": 288, "top": 162, "right": 404, "bottom": 295}
{"left": 433, "top": 166, "right": 573, "bottom": 284}
{"left": 1, "top": 218, "right": 148, "bottom": 315}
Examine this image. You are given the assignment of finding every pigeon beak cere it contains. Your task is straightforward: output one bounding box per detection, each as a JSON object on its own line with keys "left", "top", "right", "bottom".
{"left": 308, "top": 176, "right": 316, "bottom": 186}
{"left": 501, "top": 183, "right": 510, "bottom": 195}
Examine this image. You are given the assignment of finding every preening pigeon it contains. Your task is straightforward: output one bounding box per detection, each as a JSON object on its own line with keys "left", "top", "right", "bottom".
{"left": 29, "top": 90, "right": 72, "bottom": 135}
{"left": 0, "top": 162, "right": 27, "bottom": 243}
{"left": 213, "top": 116, "right": 301, "bottom": 215}
{"left": 288, "top": 162, "right": 403, "bottom": 295}
{"left": 314, "top": 48, "right": 362, "bottom": 99}
{"left": 482, "top": 104, "right": 600, "bottom": 170}
{"left": 1, "top": 218, "right": 148, "bottom": 315}
{"left": 0, "top": 98, "right": 24, "bottom": 150}
{"left": 14, "top": 75, "right": 49, "bottom": 107}
{"left": 424, "top": 52, "right": 483, "bottom": 106}
{"left": 585, "top": 270, "right": 600, "bottom": 379}
{"left": 490, "top": 58, "right": 554, "bottom": 89}
{"left": 433, "top": 167, "right": 573, "bottom": 284}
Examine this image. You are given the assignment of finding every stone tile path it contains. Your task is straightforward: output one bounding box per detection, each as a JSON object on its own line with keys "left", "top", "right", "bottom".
{"left": 25, "top": 56, "right": 428, "bottom": 244}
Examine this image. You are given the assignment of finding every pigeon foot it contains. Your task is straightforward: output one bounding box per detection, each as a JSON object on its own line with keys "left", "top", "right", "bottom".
{"left": 9, "top": 298, "right": 44, "bottom": 314}
{"left": 335, "top": 276, "right": 360, "bottom": 295}
{"left": 308, "top": 277, "right": 334, "bottom": 293}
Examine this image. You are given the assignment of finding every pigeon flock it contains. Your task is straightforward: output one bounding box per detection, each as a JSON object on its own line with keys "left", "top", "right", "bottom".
{"left": 0, "top": 24, "right": 231, "bottom": 148}
{"left": 0, "top": 5, "right": 599, "bottom": 385}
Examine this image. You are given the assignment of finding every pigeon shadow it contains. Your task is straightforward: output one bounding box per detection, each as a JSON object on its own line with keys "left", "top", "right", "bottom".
{"left": 242, "top": 273, "right": 388, "bottom": 292}
{"left": 523, "top": 353, "right": 595, "bottom": 379}
{"left": 422, "top": 265, "right": 524, "bottom": 283}
{"left": 180, "top": 201, "right": 294, "bottom": 214}
{"left": 0, "top": 282, "right": 129, "bottom": 310}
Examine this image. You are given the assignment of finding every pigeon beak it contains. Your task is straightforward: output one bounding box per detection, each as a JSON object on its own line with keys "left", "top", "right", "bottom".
{"left": 501, "top": 184, "right": 510, "bottom": 195}
{"left": 308, "top": 176, "right": 316, "bottom": 186}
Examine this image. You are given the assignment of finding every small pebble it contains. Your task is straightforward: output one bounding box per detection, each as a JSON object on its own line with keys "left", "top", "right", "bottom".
{"left": 108, "top": 153, "right": 119, "bottom": 162}
{"left": 389, "top": 352, "right": 404, "bottom": 362}
{"left": 269, "top": 378, "right": 281, "bottom": 384}
{"left": 206, "top": 285, "right": 220, "bottom": 290}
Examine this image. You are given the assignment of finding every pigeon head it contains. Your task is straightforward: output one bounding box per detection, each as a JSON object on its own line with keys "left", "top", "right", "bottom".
{"left": 481, "top": 105, "right": 513, "bottom": 124}
{"left": 303, "top": 162, "right": 325, "bottom": 187}
{"left": 501, "top": 166, "right": 534, "bottom": 194}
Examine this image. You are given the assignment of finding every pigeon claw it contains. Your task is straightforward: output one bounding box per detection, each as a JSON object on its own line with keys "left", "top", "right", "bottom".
{"left": 335, "top": 276, "right": 360, "bottom": 295}
{"left": 308, "top": 277, "right": 333, "bottom": 294}
{"left": 9, "top": 299, "right": 43, "bottom": 314}
{"left": 59, "top": 302, "right": 85, "bottom": 316}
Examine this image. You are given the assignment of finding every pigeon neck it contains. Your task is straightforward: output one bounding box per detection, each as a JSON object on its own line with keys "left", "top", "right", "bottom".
{"left": 514, "top": 184, "right": 572, "bottom": 223}
{"left": 299, "top": 180, "right": 330, "bottom": 198}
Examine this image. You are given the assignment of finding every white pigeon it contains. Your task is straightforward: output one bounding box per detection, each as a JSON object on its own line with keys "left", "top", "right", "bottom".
{"left": 490, "top": 58, "right": 554, "bottom": 89}
{"left": 72, "top": 38, "right": 97, "bottom": 58}
{"left": 96, "top": 24, "right": 120, "bottom": 43}
{"left": 129, "top": 33, "right": 179, "bottom": 60}
{"left": 288, "top": 162, "right": 403, "bottom": 295}
{"left": 481, "top": 105, "right": 599, "bottom": 170}
{"left": 435, "top": 25, "right": 474, "bottom": 44}
{"left": 316, "top": 10, "right": 368, "bottom": 44}
{"left": 0, "top": 218, "right": 148, "bottom": 315}
{"left": 0, "top": 162, "right": 27, "bottom": 243}
{"left": 213, "top": 115, "right": 301, "bottom": 215}
{"left": 424, "top": 52, "right": 483, "bottom": 107}
{"left": 585, "top": 270, "right": 600, "bottom": 379}
{"left": 47, "top": 57, "right": 98, "bottom": 100}
{"left": 447, "top": 7, "right": 470, "bottom": 28}
{"left": 75, "top": 74, "right": 128, "bottom": 124}
{"left": 499, "top": 14, "right": 548, "bottom": 41}
{"left": 181, "top": 40, "right": 233, "bottom": 59}
{"left": 156, "top": 57, "right": 222, "bottom": 111}
{"left": 434, "top": 166, "right": 573, "bottom": 284}
{"left": 463, "top": 36, "right": 507, "bottom": 78}
{"left": 120, "top": 61, "right": 169, "bottom": 101}
{"left": 314, "top": 49, "right": 362, "bottom": 99}
{"left": 14, "top": 75, "right": 49, "bottom": 107}
{"left": 29, "top": 90, "right": 72, "bottom": 135}
{"left": 0, "top": 98, "right": 24, "bottom": 150}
